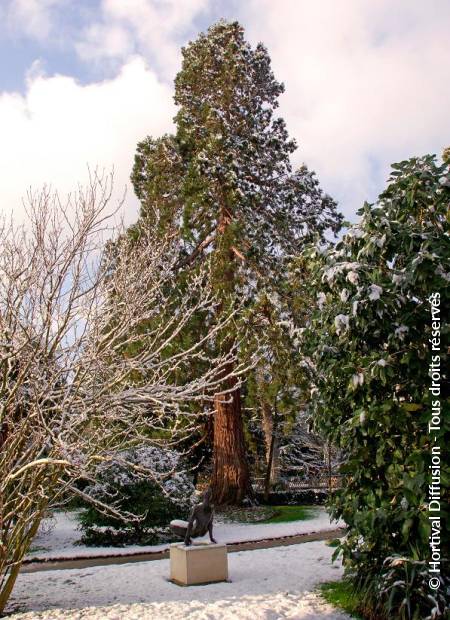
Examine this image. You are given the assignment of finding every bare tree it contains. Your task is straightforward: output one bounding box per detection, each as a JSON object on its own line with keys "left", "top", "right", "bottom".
{"left": 279, "top": 409, "right": 343, "bottom": 487}
{"left": 0, "top": 174, "right": 253, "bottom": 613}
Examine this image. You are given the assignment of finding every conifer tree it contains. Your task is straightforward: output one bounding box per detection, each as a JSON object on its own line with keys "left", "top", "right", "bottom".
{"left": 131, "top": 21, "right": 342, "bottom": 504}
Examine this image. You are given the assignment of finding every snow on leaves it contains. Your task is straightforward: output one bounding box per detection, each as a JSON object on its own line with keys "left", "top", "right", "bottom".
{"left": 368, "top": 284, "right": 383, "bottom": 301}
{"left": 303, "top": 153, "right": 450, "bottom": 619}
{"left": 133, "top": 20, "right": 342, "bottom": 289}
{"left": 334, "top": 314, "right": 349, "bottom": 335}
{"left": 84, "top": 445, "right": 195, "bottom": 508}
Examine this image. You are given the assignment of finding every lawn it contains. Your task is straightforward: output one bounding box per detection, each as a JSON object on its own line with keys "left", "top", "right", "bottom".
{"left": 319, "top": 580, "right": 363, "bottom": 619}
{"left": 261, "top": 505, "right": 319, "bottom": 523}
{"left": 218, "top": 504, "right": 319, "bottom": 524}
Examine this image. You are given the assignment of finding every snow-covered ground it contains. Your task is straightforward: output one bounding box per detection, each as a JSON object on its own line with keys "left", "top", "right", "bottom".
{"left": 26, "top": 508, "right": 343, "bottom": 561}
{"left": 9, "top": 540, "right": 351, "bottom": 619}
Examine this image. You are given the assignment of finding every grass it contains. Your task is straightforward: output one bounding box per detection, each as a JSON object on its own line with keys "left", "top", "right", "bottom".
{"left": 320, "top": 580, "right": 364, "bottom": 619}
{"left": 217, "top": 505, "right": 276, "bottom": 523}
{"left": 325, "top": 537, "right": 341, "bottom": 547}
{"left": 260, "top": 504, "right": 318, "bottom": 523}
{"left": 217, "top": 504, "right": 319, "bottom": 524}
{"left": 28, "top": 545, "right": 47, "bottom": 553}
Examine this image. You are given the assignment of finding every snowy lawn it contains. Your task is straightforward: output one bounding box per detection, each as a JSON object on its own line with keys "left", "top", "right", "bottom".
{"left": 26, "top": 507, "right": 343, "bottom": 561}
{"left": 8, "top": 540, "right": 351, "bottom": 619}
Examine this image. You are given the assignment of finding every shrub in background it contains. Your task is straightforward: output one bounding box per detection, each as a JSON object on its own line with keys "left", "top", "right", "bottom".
{"left": 79, "top": 446, "right": 195, "bottom": 546}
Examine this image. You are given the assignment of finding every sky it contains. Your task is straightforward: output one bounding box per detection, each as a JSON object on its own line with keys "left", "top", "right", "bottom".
{"left": 1, "top": 0, "right": 449, "bottom": 226}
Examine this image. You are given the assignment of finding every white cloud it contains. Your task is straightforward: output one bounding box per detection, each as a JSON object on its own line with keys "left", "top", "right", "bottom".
{"left": 76, "top": 0, "right": 210, "bottom": 77}
{"left": 1, "top": 0, "right": 449, "bottom": 227}
{"left": 76, "top": 22, "right": 133, "bottom": 62}
{"left": 0, "top": 57, "right": 174, "bottom": 224}
{"left": 241, "top": 0, "right": 450, "bottom": 217}
{"left": 5, "top": 0, "right": 65, "bottom": 40}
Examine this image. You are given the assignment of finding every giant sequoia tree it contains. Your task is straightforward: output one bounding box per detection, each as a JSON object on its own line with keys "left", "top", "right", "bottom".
{"left": 132, "top": 21, "right": 342, "bottom": 504}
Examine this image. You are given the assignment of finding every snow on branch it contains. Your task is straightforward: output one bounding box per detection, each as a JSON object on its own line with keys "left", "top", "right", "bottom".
{"left": 0, "top": 174, "right": 253, "bottom": 606}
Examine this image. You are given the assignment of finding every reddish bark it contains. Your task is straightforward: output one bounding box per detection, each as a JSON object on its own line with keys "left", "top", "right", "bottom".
{"left": 210, "top": 201, "right": 252, "bottom": 505}
{"left": 211, "top": 371, "right": 252, "bottom": 505}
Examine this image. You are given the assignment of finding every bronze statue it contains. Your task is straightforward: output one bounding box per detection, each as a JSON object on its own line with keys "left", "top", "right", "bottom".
{"left": 170, "top": 487, "right": 217, "bottom": 546}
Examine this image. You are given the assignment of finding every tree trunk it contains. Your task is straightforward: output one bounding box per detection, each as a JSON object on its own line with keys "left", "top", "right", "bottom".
{"left": 210, "top": 201, "right": 252, "bottom": 505}
{"left": 211, "top": 368, "right": 252, "bottom": 505}
{"left": 263, "top": 428, "right": 275, "bottom": 502}
{"left": 270, "top": 436, "right": 280, "bottom": 484}
{"left": 327, "top": 442, "right": 332, "bottom": 494}
{"left": 257, "top": 367, "right": 280, "bottom": 492}
{"left": 261, "top": 400, "right": 280, "bottom": 484}
{"left": 263, "top": 390, "right": 280, "bottom": 500}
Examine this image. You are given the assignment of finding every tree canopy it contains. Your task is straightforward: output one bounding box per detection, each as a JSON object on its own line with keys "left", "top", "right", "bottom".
{"left": 130, "top": 20, "right": 342, "bottom": 504}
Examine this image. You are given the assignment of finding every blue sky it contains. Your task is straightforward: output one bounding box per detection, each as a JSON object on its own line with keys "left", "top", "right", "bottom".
{"left": 1, "top": 0, "right": 449, "bottom": 225}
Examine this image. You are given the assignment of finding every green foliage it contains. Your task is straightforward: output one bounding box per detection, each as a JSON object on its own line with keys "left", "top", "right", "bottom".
{"left": 377, "top": 554, "right": 449, "bottom": 620}
{"left": 243, "top": 288, "right": 315, "bottom": 469}
{"left": 323, "top": 557, "right": 449, "bottom": 620}
{"left": 217, "top": 503, "right": 317, "bottom": 523}
{"left": 255, "top": 489, "right": 328, "bottom": 506}
{"left": 131, "top": 19, "right": 342, "bottom": 303}
{"left": 130, "top": 134, "right": 183, "bottom": 237}
{"left": 320, "top": 580, "right": 364, "bottom": 619}
{"left": 128, "top": 20, "right": 343, "bottom": 487}
{"left": 259, "top": 504, "right": 318, "bottom": 523}
{"left": 326, "top": 538, "right": 342, "bottom": 548}
{"left": 217, "top": 505, "right": 276, "bottom": 523}
{"left": 78, "top": 446, "right": 194, "bottom": 546}
{"left": 304, "top": 154, "right": 450, "bottom": 619}
{"left": 79, "top": 480, "right": 176, "bottom": 547}
{"left": 170, "top": 20, "right": 342, "bottom": 280}
{"left": 79, "top": 479, "right": 178, "bottom": 530}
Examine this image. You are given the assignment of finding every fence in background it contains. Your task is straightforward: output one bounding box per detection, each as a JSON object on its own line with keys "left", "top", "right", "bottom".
{"left": 252, "top": 473, "right": 343, "bottom": 493}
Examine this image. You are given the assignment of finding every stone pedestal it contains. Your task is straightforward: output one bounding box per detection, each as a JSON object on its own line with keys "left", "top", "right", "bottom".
{"left": 169, "top": 542, "right": 228, "bottom": 585}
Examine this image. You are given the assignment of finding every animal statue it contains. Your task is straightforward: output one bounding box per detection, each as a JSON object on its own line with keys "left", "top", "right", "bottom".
{"left": 170, "top": 487, "right": 217, "bottom": 546}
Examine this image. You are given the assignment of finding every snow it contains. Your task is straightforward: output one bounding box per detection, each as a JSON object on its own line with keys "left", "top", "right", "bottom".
{"left": 346, "top": 271, "right": 359, "bottom": 285}
{"left": 368, "top": 284, "right": 383, "bottom": 301}
{"left": 392, "top": 273, "right": 405, "bottom": 285}
{"left": 26, "top": 508, "right": 343, "bottom": 561}
{"left": 323, "top": 262, "right": 360, "bottom": 284}
{"left": 339, "top": 289, "right": 349, "bottom": 303}
{"left": 351, "top": 373, "right": 364, "bottom": 388}
{"left": 8, "top": 541, "right": 350, "bottom": 619}
{"left": 334, "top": 314, "right": 349, "bottom": 335}
{"left": 317, "top": 291, "right": 327, "bottom": 309}
{"left": 83, "top": 445, "right": 195, "bottom": 508}
{"left": 394, "top": 324, "right": 409, "bottom": 339}
{"left": 346, "top": 227, "right": 364, "bottom": 240}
